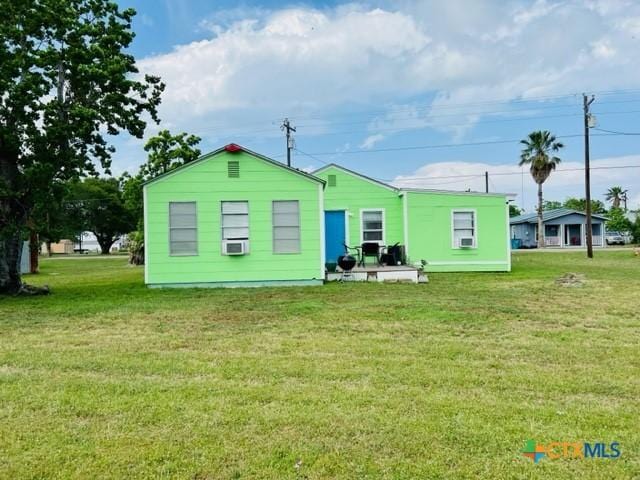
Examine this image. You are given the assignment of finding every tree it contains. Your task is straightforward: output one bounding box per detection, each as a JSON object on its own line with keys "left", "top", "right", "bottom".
{"left": 0, "top": 0, "right": 164, "bottom": 293}
{"left": 606, "top": 207, "right": 632, "bottom": 233}
{"left": 543, "top": 200, "right": 563, "bottom": 210}
{"left": 141, "top": 129, "right": 201, "bottom": 179}
{"left": 631, "top": 214, "right": 640, "bottom": 244}
{"left": 120, "top": 130, "right": 201, "bottom": 265}
{"left": 563, "top": 197, "right": 607, "bottom": 214}
{"left": 509, "top": 205, "right": 522, "bottom": 217}
{"left": 605, "top": 186, "right": 627, "bottom": 210}
{"left": 69, "top": 178, "right": 135, "bottom": 254}
{"left": 30, "top": 181, "right": 84, "bottom": 256}
{"left": 519, "top": 131, "right": 564, "bottom": 248}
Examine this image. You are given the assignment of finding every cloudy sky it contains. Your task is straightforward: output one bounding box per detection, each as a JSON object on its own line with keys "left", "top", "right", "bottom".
{"left": 113, "top": 0, "right": 640, "bottom": 211}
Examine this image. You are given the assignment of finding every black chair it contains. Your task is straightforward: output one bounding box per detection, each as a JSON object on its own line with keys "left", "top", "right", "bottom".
{"left": 360, "top": 242, "right": 382, "bottom": 266}
{"left": 384, "top": 243, "right": 405, "bottom": 265}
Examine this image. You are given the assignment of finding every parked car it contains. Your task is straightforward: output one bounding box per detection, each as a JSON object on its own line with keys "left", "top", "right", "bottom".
{"left": 605, "top": 231, "right": 625, "bottom": 245}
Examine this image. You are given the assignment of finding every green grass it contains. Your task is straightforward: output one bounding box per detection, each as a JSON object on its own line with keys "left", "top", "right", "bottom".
{"left": 0, "top": 252, "right": 639, "bottom": 479}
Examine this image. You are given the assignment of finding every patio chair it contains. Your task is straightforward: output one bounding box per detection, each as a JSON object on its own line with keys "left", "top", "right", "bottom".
{"left": 360, "top": 242, "right": 382, "bottom": 266}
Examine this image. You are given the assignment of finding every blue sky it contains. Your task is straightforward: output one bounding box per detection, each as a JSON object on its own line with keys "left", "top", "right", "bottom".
{"left": 113, "top": 0, "right": 640, "bottom": 211}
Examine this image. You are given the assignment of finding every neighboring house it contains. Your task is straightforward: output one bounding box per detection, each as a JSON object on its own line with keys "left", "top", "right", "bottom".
{"left": 75, "top": 232, "right": 126, "bottom": 253}
{"left": 42, "top": 239, "right": 74, "bottom": 255}
{"left": 314, "top": 164, "right": 511, "bottom": 272}
{"left": 144, "top": 144, "right": 325, "bottom": 287}
{"left": 143, "top": 144, "right": 512, "bottom": 288}
{"left": 510, "top": 208, "right": 608, "bottom": 248}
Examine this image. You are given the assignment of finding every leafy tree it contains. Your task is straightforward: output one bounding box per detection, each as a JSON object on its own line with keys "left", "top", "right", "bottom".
{"left": 631, "top": 214, "right": 640, "bottom": 244}
{"left": 120, "top": 172, "right": 145, "bottom": 231}
{"left": 69, "top": 178, "right": 135, "bottom": 254}
{"left": 141, "top": 130, "right": 201, "bottom": 178}
{"left": 31, "top": 181, "right": 84, "bottom": 255}
{"left": 509, "top": 205, "right": 522, "bottom": 217}
{"left": 543, "top": 200, "right": 562, "bottom": 210}
{"left": 120, "top": 130, "right": 201, "bottom": 265}
{"left": 606, "top": 207, "right": 632, "bottom": 233}
{"left": 563, "top": 197, "right": 607, "bottom": 214}
{"left": 519, "top": 131, "right": 564, "bottom": 248}
{"left": 0, "top": 0, "right": 164, "bottom": 293}
{"left": 605, "top": 186, "right": 627, "bottom": 210}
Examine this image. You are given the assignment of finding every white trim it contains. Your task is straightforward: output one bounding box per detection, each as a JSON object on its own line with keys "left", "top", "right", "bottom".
{"left": 427, "top": 261, "right": 509, "bottom": 266}
{"left": 451, "top": 209, "right": 478, "bottom": 249}
{"left": 344, "top": 210, "right": 350, "bottom": 247}
{"left": 400, "top": 188, "right": 512, "bottom": 198}
{"left": 359, "top": 208, "right": 386, "bottom": 245}
{"left": 147, "top": 149, "right": 324, "bottom": 187}
{"left": 313, "top": 164, "right": 398, "bottom": 193}
{"left": 143, "top": 185, "right": 149, "bottom": 284}
{"left": 318, "top": 184, "right": 325, "bottom": 277}
{"left": 504, "top": 201, "right": 511, "bottom": 271}
{"left": 402, "top": 193, "right": 409, "bottom": 259}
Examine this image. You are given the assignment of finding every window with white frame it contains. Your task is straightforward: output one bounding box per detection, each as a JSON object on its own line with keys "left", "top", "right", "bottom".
{"left": 362, "top": 210, "right": 384, "bottom": 243}
{"left": 273, "top": 200, "right": 300, "bottom": 253}
{"left": 169, "top": 202, "right": 198, "bottom": 255}
{"left": 221, "top": 201, "right": 249, "bottom": 240}
{"left": 452, "top": 210, "right": 476, "bottom": 248}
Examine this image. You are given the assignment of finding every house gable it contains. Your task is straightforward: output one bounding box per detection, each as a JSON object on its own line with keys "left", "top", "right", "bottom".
{"left": 145, "top": 144, "right": 324, "bottom": 189}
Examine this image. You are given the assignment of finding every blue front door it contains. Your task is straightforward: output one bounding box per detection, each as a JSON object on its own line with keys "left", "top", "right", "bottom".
{"left": 324, "top": 211, "right": 346, "bottom": 264}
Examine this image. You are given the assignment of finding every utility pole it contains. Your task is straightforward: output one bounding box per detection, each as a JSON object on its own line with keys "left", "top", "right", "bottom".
{"left": 281, "top": 118, "right": 296, "bottom": 167}
{"left": 583, "top": 93, "right": 595, "bottom": 259}
{"left": 485, "top": 171, "right": 489, "bottom": 193}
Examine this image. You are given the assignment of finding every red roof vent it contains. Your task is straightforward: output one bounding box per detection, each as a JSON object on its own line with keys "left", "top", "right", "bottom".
{"left": 224, "top": 143, "right": 243, "bottom": 153}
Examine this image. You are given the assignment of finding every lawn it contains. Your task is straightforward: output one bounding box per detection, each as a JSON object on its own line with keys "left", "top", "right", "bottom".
{"left": 0, "top": 252, "right": 639, "bottom": 479}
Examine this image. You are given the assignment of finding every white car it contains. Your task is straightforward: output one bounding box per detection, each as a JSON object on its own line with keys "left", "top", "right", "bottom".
{"left": 605, "top": 231, "right": 626, "bottom": 245}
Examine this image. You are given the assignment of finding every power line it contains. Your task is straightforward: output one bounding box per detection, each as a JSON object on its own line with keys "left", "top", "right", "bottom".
{"left": 384, "top": 164, "right": 640, "bottom": 183}
{"left": 183, "top": 89, "right": 640, "bottom": 138}
{"left": 593, "top": 127, "right": 640, "bottom": 136}
{"left": 296, "top": 132, "right": 627, "bottom": 156}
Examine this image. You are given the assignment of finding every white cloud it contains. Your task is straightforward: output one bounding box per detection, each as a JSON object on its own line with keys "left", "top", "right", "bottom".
{"left": 136, "top": 1, "right": 640, "bottom": 144}
{"left": 393, "top": 155, "right": 640, "bottom": 212}
{"left": 111, "top": 1, "right": 640, "bottom": 176}
{"left": 359, "top": 133, "right": 385, "bottom": 149}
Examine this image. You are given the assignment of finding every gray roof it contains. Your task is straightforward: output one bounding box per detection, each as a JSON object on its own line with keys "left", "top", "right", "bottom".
{"left": 510, "top": 208, "right": 608, "bottom": 224}
{"left": 144, "top": 144, "right": 325, "bottom": 187}
{"left": 313, "top": 163, "right": 512, "bottom": 197}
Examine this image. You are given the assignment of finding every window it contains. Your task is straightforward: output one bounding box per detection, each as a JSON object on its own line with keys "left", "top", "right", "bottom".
{"left": 452, "top": 210, "right": 476, "bottom": 248}
{"left": 222, "top": 201, "right": 249, "bottom": 240}
{"left": 169, "top": 202, "right": 197, "bottom": 255}
{"left": 273, "top": 201, "right": 300, "bottom": 253}
{"left": 328, "top": 174, "right": 337, "bottom": 187}
{"left": 362, "top": 210, "right": 384, "bottom": 243}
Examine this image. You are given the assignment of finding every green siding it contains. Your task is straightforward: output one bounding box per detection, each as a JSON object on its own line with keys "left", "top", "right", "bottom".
{"left": 144, "top": 150, "right": 323, "bottom": 286}
{"left": 315, "top": 166, "right": 404, "bottom": 246}
{"left": 406, "top": 191, "right": 510, "bottom": 272}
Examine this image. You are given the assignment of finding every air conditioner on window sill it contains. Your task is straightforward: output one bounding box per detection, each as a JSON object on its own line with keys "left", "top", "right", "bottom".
{"left": 458, "top": 237, "right": 475, "bottom": 248}
{"left": 222, "top": 239, "right": 249, "bottom": 255}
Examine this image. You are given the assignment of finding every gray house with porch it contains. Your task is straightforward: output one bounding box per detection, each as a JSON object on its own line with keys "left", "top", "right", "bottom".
{"left": 510, "top": 208, "right": 608, "bottom": 248}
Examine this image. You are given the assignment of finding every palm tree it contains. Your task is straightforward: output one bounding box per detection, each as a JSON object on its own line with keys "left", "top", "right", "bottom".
{"left": 519, "top": 131, "right": 564, "bottom": 248}
{"left": 605, "top": 186, "right": 627, "bottom": 210}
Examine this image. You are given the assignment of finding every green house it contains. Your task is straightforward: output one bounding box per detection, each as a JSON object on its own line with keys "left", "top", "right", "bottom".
{"left": 144, "top": 145, "right": 511, "bottom": 288}
{"left": 314, "top": 164, "right": 511, "bottom": 273}
{"left": 144, "top": 144, "right": 325, "bottom": 287}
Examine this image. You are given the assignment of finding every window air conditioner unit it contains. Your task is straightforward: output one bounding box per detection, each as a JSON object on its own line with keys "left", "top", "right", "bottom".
{"left": 222, "top": 239, "right": 249, "bottom": 255}
{"left": 458, "top": 237, "right": 474, "bottom": 248}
